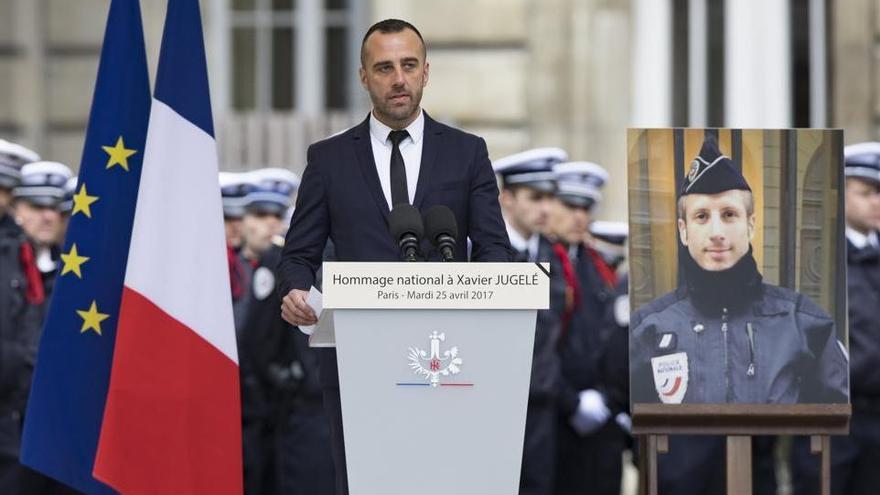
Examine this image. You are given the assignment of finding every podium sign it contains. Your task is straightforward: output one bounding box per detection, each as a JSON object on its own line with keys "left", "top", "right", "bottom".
{"left": 318, "top": 262, "right": 549, "bottom": 495}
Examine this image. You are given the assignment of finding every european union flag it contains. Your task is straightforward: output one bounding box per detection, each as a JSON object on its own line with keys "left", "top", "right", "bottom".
{"left": 20, "top": 0, "right": 151, "bottom": 492}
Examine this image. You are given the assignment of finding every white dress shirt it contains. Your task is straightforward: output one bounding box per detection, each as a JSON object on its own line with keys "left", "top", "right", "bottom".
{"left": 505, "top": 219, "right": 539, "bottom": 261}
{"left": 369, "top": 110, "right": 425, "bottom": 208}
{"left": 846, "top": 226, "right": 879, "bottom": 249}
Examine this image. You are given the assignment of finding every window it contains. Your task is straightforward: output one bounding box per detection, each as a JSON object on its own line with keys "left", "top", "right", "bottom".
{"left": 228, "top": 0, "right": 354, "bottom": 112}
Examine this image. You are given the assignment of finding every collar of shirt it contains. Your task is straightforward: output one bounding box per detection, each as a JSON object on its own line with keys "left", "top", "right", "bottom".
{"left": 505, "top": 219, "right": 529, "bottom": 253}
{"left": 505, "top": 219, "right": 540, "bottom": 261}
{"left": 369, "top": 109, "right": 425, "bottom": 146}
{"left": 368, "top": 110, "right": 425, "bottom": 208}
{"left": 846, "top": 226, "right": 879, "bottom": 249}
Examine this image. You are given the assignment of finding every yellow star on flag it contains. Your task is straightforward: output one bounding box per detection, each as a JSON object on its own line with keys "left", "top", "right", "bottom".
{"left": 76, "top": 301, "right": 109, "bottom": 336}
{"left": 102, "top": 136, "right": 137, "bottom": 171}
{"left": 60, "top": 244, "right": 90, "bottom": 278}
{"left": 71, "top": 184, "right": 99, "bottom": 218}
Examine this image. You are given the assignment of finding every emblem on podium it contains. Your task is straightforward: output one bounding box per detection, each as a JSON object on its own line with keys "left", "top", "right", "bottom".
{"left": 404, "top": 331, "right": 467, "bottom": 388}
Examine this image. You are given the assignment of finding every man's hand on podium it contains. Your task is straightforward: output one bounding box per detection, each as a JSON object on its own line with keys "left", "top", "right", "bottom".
{"left": 282, "top": 288, "right": 318, "bottom": 327}
{"left": 569, "top": 389, "right": 611, "bottom": 436}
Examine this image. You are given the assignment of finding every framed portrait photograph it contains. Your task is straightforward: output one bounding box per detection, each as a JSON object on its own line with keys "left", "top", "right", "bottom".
{"left": 627, "top": 128, "right": 850, "bottom": 434}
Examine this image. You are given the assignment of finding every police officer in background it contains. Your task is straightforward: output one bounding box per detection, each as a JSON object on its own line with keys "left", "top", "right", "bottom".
{"left": 0, "top": 161, "right": 77, "bottom": 494}
{"left": 0, "top": 140, "right": 40, "bottom": 237}
{"left": 12, "top": 162, "right": 73, "bottom": 303}
{"left": 236, "top": 168, "right": 334, "bottom": 495}
{"left": 587, "top": 220, "right": 633, "bottom": 436}
{"left": 545, "top": 161, "right": 624, "bottom": 495}
{"left": 234, "top": 168, "right": 300, "bottom": 494}
{"left": 221, "top": 171, "right": 253, "bottom": 311}
{"left": 791, "top": 142, "right": 880, "bottom": 495}
{"left": 234, "top": 168, "right": 300, "bottom": 330}
{"left": 493, "top": 147, "right": 567, "bottom": 495}
{"left": 630, "top": 136, "right": 848, "bottom": 494}
{"left": 589, "top": 221, "right": 629, "bottom": 275}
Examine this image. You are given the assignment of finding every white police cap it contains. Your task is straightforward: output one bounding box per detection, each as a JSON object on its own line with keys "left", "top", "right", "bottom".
{"left": 60, "top": 176, "right": 78, "bottom": 213}
{"left": 0, "top": 139, "right": 41, "bottom": 189}
{"left": 590, "top": 221, "right": 628, "bottom": 245}
{"left": 248, "top": 167, "right": 301, "bottom": 195}
{"left": 243, "top": 168, "right": 300, "bottom": 216}
{"left": 553, "top": 161, "right": 608, "bottom": 208}
{"left": 844, "top": 142, "right": 880, "bottom": 184}
{"left": 493, "top": 147, "right": 567, "bottom": 193}
{"left": 219, "top": 171, "right": 253, "bottom": 219}
{"left": 14, "top": 161, "right": 73, "bottom": 207}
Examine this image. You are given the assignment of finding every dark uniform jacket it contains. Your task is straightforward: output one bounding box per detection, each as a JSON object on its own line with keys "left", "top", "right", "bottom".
{"left": 0, "top": 214, "right": 19, "bottom": 238}
{"left": 0, "top": 233, "right": 50, "bottom": 458}
{"left": 556, "top": 244, "right": 615, "bottom": 416}
{"left": 525, "top": 236, "right": 564, "bottom": 402}
{"left": 847, "top": 239, "right": 880, "bottom": 407}
{"left": 241, "top": 243, "right": 324, "bottom": 417}
{"left": 631, "top": 282, "right": 849, "bottom": 404}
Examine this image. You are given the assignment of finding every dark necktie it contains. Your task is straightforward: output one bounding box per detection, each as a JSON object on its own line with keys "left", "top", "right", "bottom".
{"left": 388, "top": 129, "right": 410, "bottom": 206}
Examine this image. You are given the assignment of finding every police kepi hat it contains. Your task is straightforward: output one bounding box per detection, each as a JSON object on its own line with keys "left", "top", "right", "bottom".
{"left": 844, "top": 142, "right": 880, "bottom": 185}
{"left": 590, "top": 220, "right": 628, "bottom": 246}
{"left": 243, "top": 168, "right": 300, "bottom": 216}
{"left": 60, "top": 176, "right": 77, "bottom": 214}
{"left": 0, "top": 139, "right": 40, "bottom": 190}
{"left": 553, "top": 161, "right": 608, "bottom": 208}
{"left": 681, "top": 135, "right": 751, "bottom": 196}
{"left": 492, "top": 147, "right": 567, "bottom": 193}
{"left": 219, "top": 171, "right": 253, "bottom": 219}
{"left": 13, "top": 161, "right": 73, "bottom": 208}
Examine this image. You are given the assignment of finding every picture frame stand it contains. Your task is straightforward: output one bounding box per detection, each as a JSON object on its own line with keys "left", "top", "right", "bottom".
{"left": 632, "top": 404, "right": 848, "bottom": 495}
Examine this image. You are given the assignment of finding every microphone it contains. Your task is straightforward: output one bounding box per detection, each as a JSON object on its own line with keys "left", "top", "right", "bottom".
{"left": 389, "top": 204, "right": 424, "bottom": 262}
{"left": 424, "top": 205, "right": 458, "bottom": 262}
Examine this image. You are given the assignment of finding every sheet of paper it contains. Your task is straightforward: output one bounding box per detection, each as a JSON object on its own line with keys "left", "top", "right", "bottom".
{"left": 298, "top": 286, "right": 323, "bottom": 335}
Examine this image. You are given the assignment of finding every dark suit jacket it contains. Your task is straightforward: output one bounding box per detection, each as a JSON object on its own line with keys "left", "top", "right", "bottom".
{"left": 277, "top": 111, "right": 513, "bottom": 387}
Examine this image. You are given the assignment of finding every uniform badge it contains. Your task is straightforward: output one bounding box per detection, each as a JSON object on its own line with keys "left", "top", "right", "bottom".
{"left": 688, "top": 159, "right": 701, "bottom": 182}
{"left": 252, "top": 266, "right": 275, "bottom": 301}
{"left": 650, "top": 352, "right": 689, "bottom": 404}
{"left": 657, "top": 332, "right": 676, "bottom": 351}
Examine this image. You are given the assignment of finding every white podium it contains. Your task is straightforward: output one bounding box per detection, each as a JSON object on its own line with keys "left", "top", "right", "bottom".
{"left": 313, "top": 262, "right": 550, "bottom": 495}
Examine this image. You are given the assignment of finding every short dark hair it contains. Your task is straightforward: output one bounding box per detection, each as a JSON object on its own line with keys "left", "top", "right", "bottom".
{"left": 360, "top": 19, "right": 426, "bottom": 67}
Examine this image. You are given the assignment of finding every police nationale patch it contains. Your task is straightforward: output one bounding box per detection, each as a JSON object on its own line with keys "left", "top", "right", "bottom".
{"left": 651, "top": 352, "right": 689, "bottom": 404}
{"left": 252, "top": 266, "right": 275, "bottom": 301}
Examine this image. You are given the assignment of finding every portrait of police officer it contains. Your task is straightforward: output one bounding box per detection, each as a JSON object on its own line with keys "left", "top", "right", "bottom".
{"left": 631, "top": 136, "right": 849, "bottom": 406}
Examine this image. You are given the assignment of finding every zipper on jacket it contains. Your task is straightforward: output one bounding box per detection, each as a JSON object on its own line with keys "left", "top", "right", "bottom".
{"left": 722, "top": 307, "right": 732, "bottom": 402}
{"left": 746, "top": 322, "right": 756, "bottom": 377}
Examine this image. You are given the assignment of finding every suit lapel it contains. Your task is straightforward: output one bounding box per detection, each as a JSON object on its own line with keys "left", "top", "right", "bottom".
{"left": 351, "top": 115, "right": 390, "bottom": 222}
{"left": 413, "top": 112, "right": 443, "bottom": 210}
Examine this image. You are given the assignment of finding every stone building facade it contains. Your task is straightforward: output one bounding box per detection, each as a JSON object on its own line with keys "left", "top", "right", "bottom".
{"left": 3, "top": 0, "right": 879, "bottom": 223}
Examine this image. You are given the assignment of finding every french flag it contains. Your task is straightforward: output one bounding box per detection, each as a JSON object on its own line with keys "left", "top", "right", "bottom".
{"left": 93, "top": 0, "right": 242, "bottom": 493}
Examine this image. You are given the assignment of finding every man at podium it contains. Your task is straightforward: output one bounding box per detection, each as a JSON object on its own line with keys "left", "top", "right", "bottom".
{"left": 277, "top": 19, "right": 512, "bottom": 495}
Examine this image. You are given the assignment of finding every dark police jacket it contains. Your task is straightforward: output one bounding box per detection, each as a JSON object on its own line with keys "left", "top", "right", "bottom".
{"left": 847, "top": 238, "right": 880, "bottom": 406}
{"left": 518, "top": 235, "right": 563, "bottom": 403}
{"left": 556, "top": 243, "right": 616, "bottom": 416}
{"left": 0, "top": 233, "right": 50, "bottom": 458}
{"left": 631, "top": 283, "right": 849, "bottom": 404}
